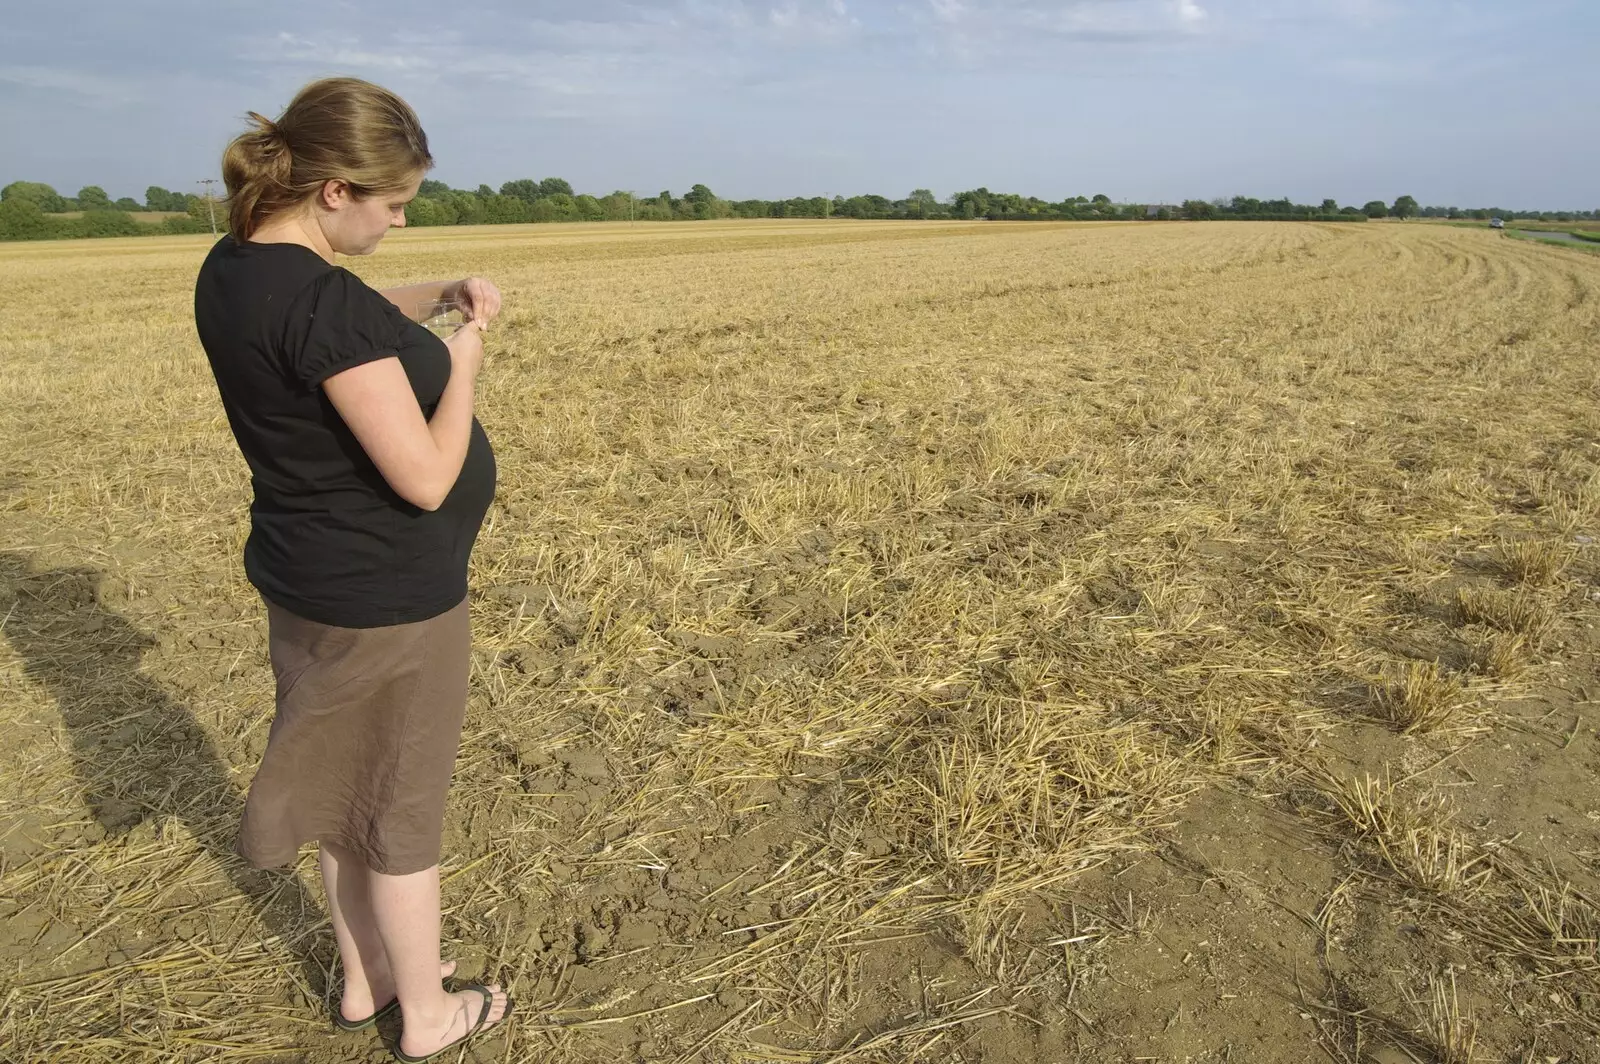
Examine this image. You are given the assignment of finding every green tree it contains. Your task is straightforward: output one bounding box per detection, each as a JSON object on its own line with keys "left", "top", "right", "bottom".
{"left": 499, "top": 179, "right": 540, "bottom": 202}
{"left": 1391, "top": 195, "right": 1419, "bottom": 219}
{"left": 77, "top": 186, "right": 111, "bottom": 210}
{"left": 1182, "top": 199, "right": 1215, "bottom": 219}
{"left": 78, "top": 209, "right": 142, "bottom": 237}
{"left": 684, "top": 183, "right": 718, "bottom": 219}
{"left": 0, "top": 197, "right": 59, "bottom": 240}
{"left": 599, "top": 191, "right": 636, "bottom": 221}
{"left": 115, "top": 197, "right": 141, "bottom": 211}
{"left": 1321, "top": 198, "right": 1338, "bottom": 213}
{"left": 480, "top": 194, "right": 531, "bottom": 224}
{"left": 574, "top": 194, "right": 605, "bottom": 221}
{"left": 529, "top": 193, "right": 575, "bottom": 223}
{"left": 418, "top": 178, "right": 451, "bottom": 198}
{"left": 988, "top": 192, "right": 1024, "bottom": 217}
{"left": 144, "top": 185, "right": 189, "bottom": 212}
{"left": 160, "top": 215, "right": 211, "bottom": 235}
{"left": 951, "top": 188, "right": 991, "bottom": 218}
{"left": 2, "top": 181, "right": 68, "bottom": 213}
{"left": 538, "top": 177, "right": 574, "bottom": 198}
{"left": 406, "top": 197, "right": 456, "bottom": 226}
{"left": 1363, "top": 200, "right": 1389, "bottom": 219}
{"left": 447, "top": 191, "right": 486, "bottom": 225}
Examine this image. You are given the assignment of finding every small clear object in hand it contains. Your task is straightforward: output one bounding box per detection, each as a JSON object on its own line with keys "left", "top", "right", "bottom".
{"left": 417, "top": 299, "right": 466, "bottom": 338}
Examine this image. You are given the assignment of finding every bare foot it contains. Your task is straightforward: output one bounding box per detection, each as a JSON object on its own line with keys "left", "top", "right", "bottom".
{"left": 340, "top": 959, "right": 458, "bottom": 1024}
{"left": 398, "top": 983, "right": 511, "bottom": 1059}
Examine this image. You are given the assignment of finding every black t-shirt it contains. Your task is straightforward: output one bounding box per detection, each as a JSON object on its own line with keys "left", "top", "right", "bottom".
{"left": 194, "top": 235, "right": 496, "bottom": 628}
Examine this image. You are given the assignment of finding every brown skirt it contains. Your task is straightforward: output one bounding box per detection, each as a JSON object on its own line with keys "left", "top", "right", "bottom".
{"left": 236, "top": 596, "right": 471, "bottom": 876}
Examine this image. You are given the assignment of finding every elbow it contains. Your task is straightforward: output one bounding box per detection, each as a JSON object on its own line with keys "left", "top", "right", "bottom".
{"left": 384, "top": 459, "right": 459, "bottom": 512}
{"left": 396, "top": 477, "right": 449, "bottom": 512}
{"left": 410, "top": 487, "right": 447, "bottom": 512}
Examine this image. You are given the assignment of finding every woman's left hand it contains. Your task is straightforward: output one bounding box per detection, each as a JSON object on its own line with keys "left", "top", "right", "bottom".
{"left": 453, "top": 277, "right": 502, "bottom": 330}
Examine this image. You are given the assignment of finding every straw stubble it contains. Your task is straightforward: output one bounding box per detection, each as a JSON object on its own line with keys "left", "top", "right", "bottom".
{"left": 2, "top": 218, "right": 1599, "bottom": 1061}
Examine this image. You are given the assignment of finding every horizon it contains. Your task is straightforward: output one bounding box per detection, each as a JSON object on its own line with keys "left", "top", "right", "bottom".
{"left": 5, "top": 180, "right": 1595, "bottom": 217}
{"left": 3, "top": 1, "right": 1596, "bottom": 212}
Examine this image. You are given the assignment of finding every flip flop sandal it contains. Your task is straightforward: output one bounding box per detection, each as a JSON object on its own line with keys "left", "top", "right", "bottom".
{"left": 392, "top": 984, "right": 512, "bottom": 1063}
{"left": 334, "top": 996, "right": 401, "bottom": 1032}
{"left": 335, "top": 965, "right": 458, "bottom": 1032}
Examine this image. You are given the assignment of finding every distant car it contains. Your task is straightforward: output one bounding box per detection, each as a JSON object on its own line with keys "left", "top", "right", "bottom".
{"left": 1489, "top": 217, "right": 1505, "bottom": 229}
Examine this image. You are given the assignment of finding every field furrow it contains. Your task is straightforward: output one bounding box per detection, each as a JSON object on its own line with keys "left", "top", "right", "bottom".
{"left": 2, "top": 220, "right": 1598, "bottom": 1063}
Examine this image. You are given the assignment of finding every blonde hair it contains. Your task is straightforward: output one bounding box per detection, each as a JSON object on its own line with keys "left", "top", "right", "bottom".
{"left": 221, "top": 77, "right": 433, "bottom": 240}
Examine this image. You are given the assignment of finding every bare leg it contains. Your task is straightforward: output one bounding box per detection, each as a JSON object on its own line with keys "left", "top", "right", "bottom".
{"left": 319, "top": 842, "right": 456, "bottom": 1021}
{"left": 368, "top": 861, "right": 509, "bottom": 1056}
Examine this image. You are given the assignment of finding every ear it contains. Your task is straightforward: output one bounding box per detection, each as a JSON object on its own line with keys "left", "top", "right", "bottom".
{"left": 320, "top": 179, "right": 352, "bottom": 211}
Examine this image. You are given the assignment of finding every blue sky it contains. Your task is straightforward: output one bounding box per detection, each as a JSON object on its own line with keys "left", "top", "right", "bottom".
{"left": 2, "top": 0, "right": 1595, "bottom": 209}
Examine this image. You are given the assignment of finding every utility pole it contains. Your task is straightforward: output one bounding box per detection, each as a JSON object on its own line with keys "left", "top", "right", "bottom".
{"left": 198, "top": 179, "right": 219, "bottom": 237}
{"left": 628, "top": 191, "right": 635, "bottom": 226}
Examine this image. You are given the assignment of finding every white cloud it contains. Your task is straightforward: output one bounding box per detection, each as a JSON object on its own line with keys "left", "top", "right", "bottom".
{"left": 903, "top": 0, "right": 1213, "bottom": 66}
{"left": 769, "top": 0, "right": 861, "bottom": 37}
{"left": 5, "top": 0, "right": 1597, "bottom": 208}
{"left": 0, "top": 65, "right": 135, "bottom": 106}
{"left": 265, "top": 33, "right": 432, "bottom": 73}
{"left": 914, "top": 0, "right": 1212, "bottom": 38}
{"left": 235, "top": 1, "right": 879, "bottom": 124}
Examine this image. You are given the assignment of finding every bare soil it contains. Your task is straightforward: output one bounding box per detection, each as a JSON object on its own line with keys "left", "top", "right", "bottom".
{"left": 2, "top": 220, "right": 1598, "bottom": 1062}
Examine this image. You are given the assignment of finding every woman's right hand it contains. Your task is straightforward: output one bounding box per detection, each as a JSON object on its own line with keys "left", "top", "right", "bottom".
{"left": 443, "top": 320, "right": 484, "bottom": 380}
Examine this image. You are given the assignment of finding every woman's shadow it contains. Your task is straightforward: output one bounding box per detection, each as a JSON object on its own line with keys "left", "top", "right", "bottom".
{"left": 0, "top": 550, "right": 331, "bottom": 999}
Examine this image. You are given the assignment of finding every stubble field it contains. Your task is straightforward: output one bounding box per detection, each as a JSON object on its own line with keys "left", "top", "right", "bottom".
{"left": 2, "top": 218, "right": 1599, "bottom": 1063}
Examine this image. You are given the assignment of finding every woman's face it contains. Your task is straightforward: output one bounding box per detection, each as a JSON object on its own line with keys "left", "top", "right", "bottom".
{"left": 317, "top": 172, "right": 424, "bottom": 256}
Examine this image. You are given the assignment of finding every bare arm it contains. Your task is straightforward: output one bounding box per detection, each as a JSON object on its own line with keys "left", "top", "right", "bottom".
{"left": 321, "top": 323, "right": 484, "bottom": 511}
{"left": 378, "top": 276, "right": 502, "bottom": 326}
{"left": 377, "top": 280, "right": 460, "bottom": 322}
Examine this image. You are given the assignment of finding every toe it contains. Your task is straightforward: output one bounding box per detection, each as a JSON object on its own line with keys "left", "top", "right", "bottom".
{"left": 477, "top": 983, "right": 510, "bottom": 1027}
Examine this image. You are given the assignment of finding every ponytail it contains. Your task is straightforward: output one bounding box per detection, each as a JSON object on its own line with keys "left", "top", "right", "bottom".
{"left": 222, "top": 112, "right": 294, "bottom": 240}
{"left": 220, "top": 78, "right": 432, "bottom": 240}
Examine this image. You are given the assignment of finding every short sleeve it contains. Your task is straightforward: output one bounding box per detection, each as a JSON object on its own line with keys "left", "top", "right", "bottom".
{"left": 281, "top": 267, "right": 401, "bottom": 389}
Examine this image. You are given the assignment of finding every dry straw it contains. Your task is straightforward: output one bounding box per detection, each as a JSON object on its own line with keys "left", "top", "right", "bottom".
{"left": 1375, "top": 660, "right": 1477, "bottom": 735}
{"left": 1402, "top": 969, "right": 1480, "bottom": 1064}
{"left": 2, "top": 218, "right": 1599, "bottom": 1058}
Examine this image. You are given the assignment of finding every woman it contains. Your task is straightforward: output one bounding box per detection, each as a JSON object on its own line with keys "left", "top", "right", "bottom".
{"left": 193, "top": 77, "right": 510, "bottom": 1062}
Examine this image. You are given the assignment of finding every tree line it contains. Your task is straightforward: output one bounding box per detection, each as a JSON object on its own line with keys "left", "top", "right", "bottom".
{"left": 0, "top": 181, "right": 218, "bottom": 239}
{"left": 1186, "top": 194, "right": 1599, "bottom": 223}
{"left": 2, "top": 177, "right": 1595, "bottom": 242}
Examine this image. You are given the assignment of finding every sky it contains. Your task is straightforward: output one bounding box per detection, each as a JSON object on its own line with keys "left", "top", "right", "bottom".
{"left": 2, "top": 0, "right": 1596, "bottom": 210}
